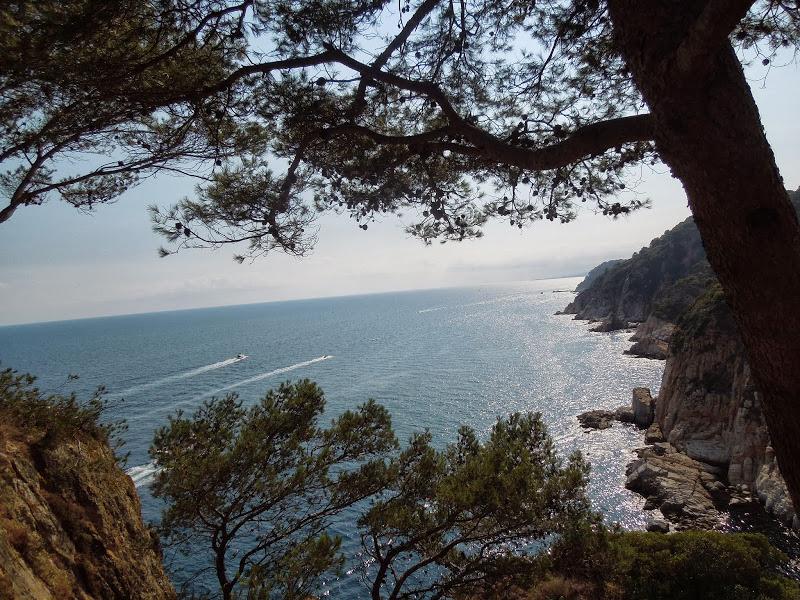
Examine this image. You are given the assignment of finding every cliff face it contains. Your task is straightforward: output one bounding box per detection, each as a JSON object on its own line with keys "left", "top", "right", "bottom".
{"left": 654, "top": 286, "right": 795, "bottom": 526}
{"left": 574, "top": 259, "right": 624, "bottom": 293}
{"left": 566, "top": 188, "right": 799, "bottom": 333}
{"left": 563, "top": 217, "right": 709, "bottom": 325}
{"left": 0, "top": 411, "right": 175, "bottom": 600}
{"left": 569, "top": 188, "right": 800, "bottom": 529}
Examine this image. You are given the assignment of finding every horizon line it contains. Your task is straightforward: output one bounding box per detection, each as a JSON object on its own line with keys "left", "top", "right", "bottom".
{"left": 0, "top": 275, "right": 585, "bottom": 328}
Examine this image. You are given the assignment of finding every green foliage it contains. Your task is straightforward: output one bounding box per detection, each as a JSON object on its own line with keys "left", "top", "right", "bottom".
{"left": 360, "top": 412, "right": 592, "bottom": 600}
{"left": 545, "top": 525, "right": 800, "bottom": 600}
{"left": 4, "top": 1, "right": 796, "bottom": 256}
{"left": 669, "top": 282, "right": 732, "bottom": 354}
{"left": 575, "top": 259, "right": 625, "bottom": 293}
{"left": 0, "top": 0, "right": 261, "bottom": 222}
{"left": 649, "top": 269, "right": 717, "bottom": 322}
{"left": 150, "top": 380, "right": 398, "bottom": 600}
{"left": 592, "top": 217, "right": 708, "bottom": 300}
{"left": 0, "top": 368, "right": 127, "bottom": 461}
{"left": 151, "top": 382, "right": 597, "bottom": 599}
{"left": 609, "top": 531, "right": 798, "bottom": 600}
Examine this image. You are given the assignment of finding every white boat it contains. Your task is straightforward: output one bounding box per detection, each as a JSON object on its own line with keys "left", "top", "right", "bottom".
{"left": 236, "top": 353, "right": 247, "bottom": 360}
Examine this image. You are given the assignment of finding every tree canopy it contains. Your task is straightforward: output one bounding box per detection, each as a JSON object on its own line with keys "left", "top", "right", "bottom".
{"left": 151, "top": 381, "right": 593, "bottom": 599}
{"left": 2, "top": 1, "right": 795, "bottom": 253}
{"left": 150, "top": 380, "right": 397, "bottom": 599}
{"left": 359, "top": 413, "right": 590, "bottom": 600}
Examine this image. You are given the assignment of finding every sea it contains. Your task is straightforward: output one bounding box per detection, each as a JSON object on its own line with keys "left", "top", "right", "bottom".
{"left": 1, "top": 278, "right": 795, "bottom": 595}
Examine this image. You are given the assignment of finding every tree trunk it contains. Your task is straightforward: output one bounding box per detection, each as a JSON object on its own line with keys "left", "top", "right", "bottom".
{"left": 608, "top": 0, "right": 800, "bottom": 514}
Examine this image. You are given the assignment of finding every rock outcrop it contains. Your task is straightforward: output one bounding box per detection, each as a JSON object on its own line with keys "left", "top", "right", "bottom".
{"left": 653, "top": 285, "right": 795, "bottom": 526}
{"left": 562, "top": 217, "right": 710, "bottom": 327}
{"left": 574, "top": 259, "right": 625, "bottom": 293}
{"left": 577, "top": 410, "right": 614, "bottom": 430}
{"left": 0, "top": 410, "right": 175, "bottom": 599}
{"left": 631, "top": 388, "right": 655, "bottom": 429}
{"left": 566, "top": 188, "right": 800, "bottom": 530}
{"left": 625, "top": 443, "right": 728, "bottom": 530}
{"left": 626, "top": 316, "right": 675, "bottom": 359}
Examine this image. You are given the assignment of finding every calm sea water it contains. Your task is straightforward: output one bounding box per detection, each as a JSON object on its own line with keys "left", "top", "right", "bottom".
{"left": 0, "top": 279, "right": 691, "bottom": 594}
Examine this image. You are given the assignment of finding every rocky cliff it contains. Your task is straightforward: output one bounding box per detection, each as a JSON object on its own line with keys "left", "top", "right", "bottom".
{"left": 574, "top": 259, "right": 625, "bottom": 293}
{"left": 0, "top": 376, "right": 175, "bottom": 600}
{"left": 569, "top": 188, "right": 800, "bottom": 529}
{"left": 562, "top": 217, "right": 710, "bottom": 326}
{"left": 650, "top": 285, "right": 795, "bottom": 526}
{"left": 566, "top": 188, "right": 799, "bottom": 338}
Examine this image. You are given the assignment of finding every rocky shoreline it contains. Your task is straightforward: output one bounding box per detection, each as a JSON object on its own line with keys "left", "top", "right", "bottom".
{"left": 566, "top": 194, "right": 800, "bottom": 533}
{"left": 580, "top": 382, "right": 796, "bottom": 533}
{"left": 574, "top": 297, "right": 797, "bottom": 533}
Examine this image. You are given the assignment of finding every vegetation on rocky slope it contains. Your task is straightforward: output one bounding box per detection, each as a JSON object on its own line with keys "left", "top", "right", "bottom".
{"left": 567, "top": 189, "right": 800, "bottom": 530}
{"left": 574, "top": 260, "right": 625, "bottom": 293}
{"left": 567, "top": 188, "right": 800, "bottom": 327}
{"left": 537, "top": 525, "right": 800, "bottom": 600}
{"left": 669, "top": 282, "right": 731, "bottom": 353}
{"left": 0, "top": 369, "right": 174, "bottom": 600}
{"left": 563, "top": 216, "right": 709, "bottom": 323}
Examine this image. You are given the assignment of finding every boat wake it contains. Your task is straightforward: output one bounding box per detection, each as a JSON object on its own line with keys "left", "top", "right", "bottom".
{"left": 123, "top": 357, "right": 332, "bottom": 488}
{"left": 193, "top": 355, "right": 333, "bottom": 402}
{"left": 110, "top": 355, "right": 247, "bottom": 398}
{"left": 126, "top": 461, "right": 160, "bottom": 488}
{"left": 125, "top": 355, "right": 335, "bottom": 423}
{"left": 417, "top": 294, "right": 525, "bottom": 314}
{"left": 417, "top": 306, "right": 448, "bottom": 314}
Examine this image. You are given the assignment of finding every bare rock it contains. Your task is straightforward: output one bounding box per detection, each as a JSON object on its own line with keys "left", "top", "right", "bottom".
{"left": 614, "top": 405, "right": 635, "bottom": 423}
{"left": 755, "top": 447, "right": 796, "bottom": 526}
{"left": 729, "top": 495, "right": 760, "bottom": 510}
{"left": 0, "top": 410, "right": 175, "bottom": 600}
{"left": 590, "top": 315, "right": 630, "bottom": 332}
{"left": 646, "top": 516, "right": 671, "bottom": 533}
{"left": 625, "top": 444, "right": 727, "bottom": 530}
{"left": 643, "top": 496, "right": 660, "bottom": 511}
{"left": 577, "top": 410, "right": 614, "bottom": 430}
{"left": 632, "top": 387, "right": 655, "bottom": 428}
{"left": 626, "top": 316, "right": 675, "bottom": 359}
{"left": 654, "top": 288, "right": 795, "bottom": 526}
{"left": 645, "top": 423, "right": 665, "bottom": 444}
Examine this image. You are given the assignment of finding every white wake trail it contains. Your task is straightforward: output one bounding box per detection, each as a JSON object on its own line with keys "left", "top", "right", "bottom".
{"left": 417, "top": 294, "right": 525, "bottom": 314}
{"left": 124, "top": 356, "right": 334, "bottom": 485}
{"left": 194, "top": 355, "right": 334, "bottom": 401}
{"left": 126, "top": 355, "right": 334, "bottom": 422}
{"left": 110, "top": 356, "right": 246, "bottom": 398}
{"left": 417, "top": 306, "right": 448, "bottom": 314}
{"left": 126, "top": 461, "right": 160, "bottom": 488}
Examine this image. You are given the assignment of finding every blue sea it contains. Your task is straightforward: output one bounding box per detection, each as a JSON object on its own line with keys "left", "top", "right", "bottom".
{"left": 0, "top": 278, "right": 739, "bottom": 594}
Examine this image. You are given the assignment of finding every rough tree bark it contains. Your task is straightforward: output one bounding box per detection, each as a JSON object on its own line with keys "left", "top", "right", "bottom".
{"left": 608, "top": 0, "right": 800, "bottom": 512}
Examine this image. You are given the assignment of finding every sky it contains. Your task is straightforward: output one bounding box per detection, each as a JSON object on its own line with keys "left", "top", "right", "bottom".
{"left": 1, "top": 58, "right": 798, "bottom": 325}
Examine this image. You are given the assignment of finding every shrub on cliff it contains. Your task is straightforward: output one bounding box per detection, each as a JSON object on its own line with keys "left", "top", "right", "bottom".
{"left": 359, "top": 412, "right": 591, "bottom": 599}
{"left": 668, "top": 282, "right": 732, "bottom": 354}
{"left": 545, "top": 525, "right": 800, "bottom": 599}
{"left": 151, "top": 380, "right": 399, "bottom": 600}
{"left": 0, "top": 367, "right": 127, "bottom": 459}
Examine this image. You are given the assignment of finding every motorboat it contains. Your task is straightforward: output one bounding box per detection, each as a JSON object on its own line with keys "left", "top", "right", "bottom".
{"left": 236, "top": 353, "right": 247, "bottom": 360}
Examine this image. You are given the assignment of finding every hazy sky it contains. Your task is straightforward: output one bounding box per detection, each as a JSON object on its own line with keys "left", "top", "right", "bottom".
{"left": 1, "top": 59, "right": 798, "bottom": 326}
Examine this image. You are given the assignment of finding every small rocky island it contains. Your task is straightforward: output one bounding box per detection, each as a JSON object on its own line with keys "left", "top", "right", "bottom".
{"left": 568, "top": 189, "right": 800, "bottom": 533}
